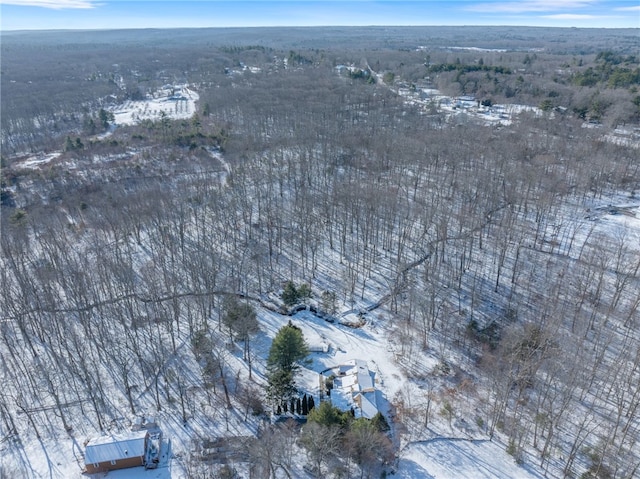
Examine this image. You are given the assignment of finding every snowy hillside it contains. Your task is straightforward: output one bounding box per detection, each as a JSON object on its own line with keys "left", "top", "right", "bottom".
{"left": 2, "top": 28, "right": 639, "bottom": 479}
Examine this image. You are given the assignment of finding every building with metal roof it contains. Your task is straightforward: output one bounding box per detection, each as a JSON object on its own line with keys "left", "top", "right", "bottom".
{"left": 84, "top": 430, "right": 148, "bottom": 473}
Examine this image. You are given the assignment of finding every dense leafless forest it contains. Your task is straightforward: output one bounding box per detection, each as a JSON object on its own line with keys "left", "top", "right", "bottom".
{"left": 1, "top": 27, "right": 639, "bottom": 478}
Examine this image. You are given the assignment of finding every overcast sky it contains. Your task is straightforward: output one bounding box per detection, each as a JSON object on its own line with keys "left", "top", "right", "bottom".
{"left": 1, "top": 0, "right": 639, "bottom": 31}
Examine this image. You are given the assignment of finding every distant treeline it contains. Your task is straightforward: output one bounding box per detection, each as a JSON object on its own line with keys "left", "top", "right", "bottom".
{"left": 427, "top": 62, "right": 512, "bottom": 75}
{"left": 572, "top": 51, "right": 640, "bottom": 88}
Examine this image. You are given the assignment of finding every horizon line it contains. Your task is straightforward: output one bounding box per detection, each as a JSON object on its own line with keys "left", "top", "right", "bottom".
{"left": 3, "top": 24, "right": 638, "bottom": 33}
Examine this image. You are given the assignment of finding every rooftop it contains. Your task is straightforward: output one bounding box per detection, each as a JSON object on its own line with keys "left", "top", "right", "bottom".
{"left": 328, "top": 359, "right": 379, "bottom": 419}
{"left": 85, "top": 430, "right": 148, "bottom": 464}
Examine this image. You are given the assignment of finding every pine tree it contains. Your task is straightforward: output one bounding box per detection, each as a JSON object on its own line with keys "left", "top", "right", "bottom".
{"left": 296, "top": 397, "right": 302, "bottom": 415}
{"left": 297, "top": 283, "right": 312, "bottom": 302}
{"left": 64, "top": 136, "right": 75, "bottom": 152}
{"left": 302, "top": 394, "right": 309, "bottom": 415}
{"left": 266, "top": 321, "right": 309, "bottom": 407}
{"left": 308, "top": 395, "right": 315, "bottom": 411}
{"left": 307, "top": 401, "right": 348, "bottom": 427}
{"left": 281, "top": 281, "right": 299, "bottom": 306}
{"left": 267, "top": 321, "right": 309, "bottom": 373}
{"left": 98, "top": 108, "right": 114, "bottom": 130}
{"left": 371, "top": 412, "right": 390, "bottom": 432}
{"left": 266, "top": 369, "right": 296, "bottom": 406}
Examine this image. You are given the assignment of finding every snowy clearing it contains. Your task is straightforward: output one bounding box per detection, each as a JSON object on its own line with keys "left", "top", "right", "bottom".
{"left": 109, "top": 85, "right": 199, "bottom": 126}
{"left": 398, "top": 439, "right": 545, "bottom": 479}
{"left": 14, "top": 152, "right": 62, "bottom": 169}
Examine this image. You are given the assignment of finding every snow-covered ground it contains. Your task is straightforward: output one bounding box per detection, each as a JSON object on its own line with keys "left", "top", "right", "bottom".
{"left": 4, "top": 138, "right": 639, "bottom": 478}
{"left": 254, "top": 308, "right": 547, "bottom": 478}
{"left": 13, "top": 151, "right": 62, "bottom": 169}
{"left": 79, "top": 303, "right": 555, "bottom": 478}
{"left": 3, "top": 189, "right": 638, "bottom": 479}
{"left": 9, "top": 84, "right": 199, "bottom": 170}
{"left": 396, "top": 85, "right": 542, "bottom": 126}
{"left": 398, "top": 438, "right": 544, "bottom": 479}
{"left": 110, "top": 85, "right": 199, "bottom": 126}
{"left": 5, "top": 304, "right": 538, "bottom": 479}
{"left": 3, "top": 60, "right": 639, "bottom": 479}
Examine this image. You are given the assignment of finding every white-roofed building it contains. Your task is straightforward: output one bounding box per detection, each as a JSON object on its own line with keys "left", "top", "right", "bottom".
{"left": 84, "top": 430, "right": 149, "bottom": 473}
{"left": 355, "top": 391, "right": 379, "bottom": 420}
{"left": 326, "top": 359, "right": 379, "bottom": 419}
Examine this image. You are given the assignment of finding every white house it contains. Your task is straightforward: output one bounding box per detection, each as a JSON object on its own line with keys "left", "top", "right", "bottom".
{"left": 326, "top": 359, "right": 379, "bottom": 419}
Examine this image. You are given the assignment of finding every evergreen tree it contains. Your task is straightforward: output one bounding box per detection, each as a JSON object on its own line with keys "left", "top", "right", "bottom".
{"left": 296, "top": 397, "right": 302, "bottom": 415}
{"left": 308, "top": 395, "right": 315, "bottom": 411}
{"left": 267, "top": 321, "right": 309, "bottom": 373}
{"left": 307, "top": 401, "right": 349, "bottom": 428}
{"left": 266, "top": 321, "right": 309, "bottom": 407}
{"left": 64, "top": 136, "right": 84, "bottom": 152}
{"left": 301, "top": 394, "right": 309, "bottom": 415}
{"left": 266, "top": 369, "right": 296, "bottom": 406}
{"left": 297, "top": 283, "right": 312, "bottom": 302}
{"left": 98, "top": 108, "right": 114, "bottom": 130}
{"left": 371, "top": 412, "right": 390, "bottom": 432}
{"left": 64, "top": 136, "right": 75, "bottom": 152}
{"left": 281, "top": 281, "right": 299, "bottom": 306}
